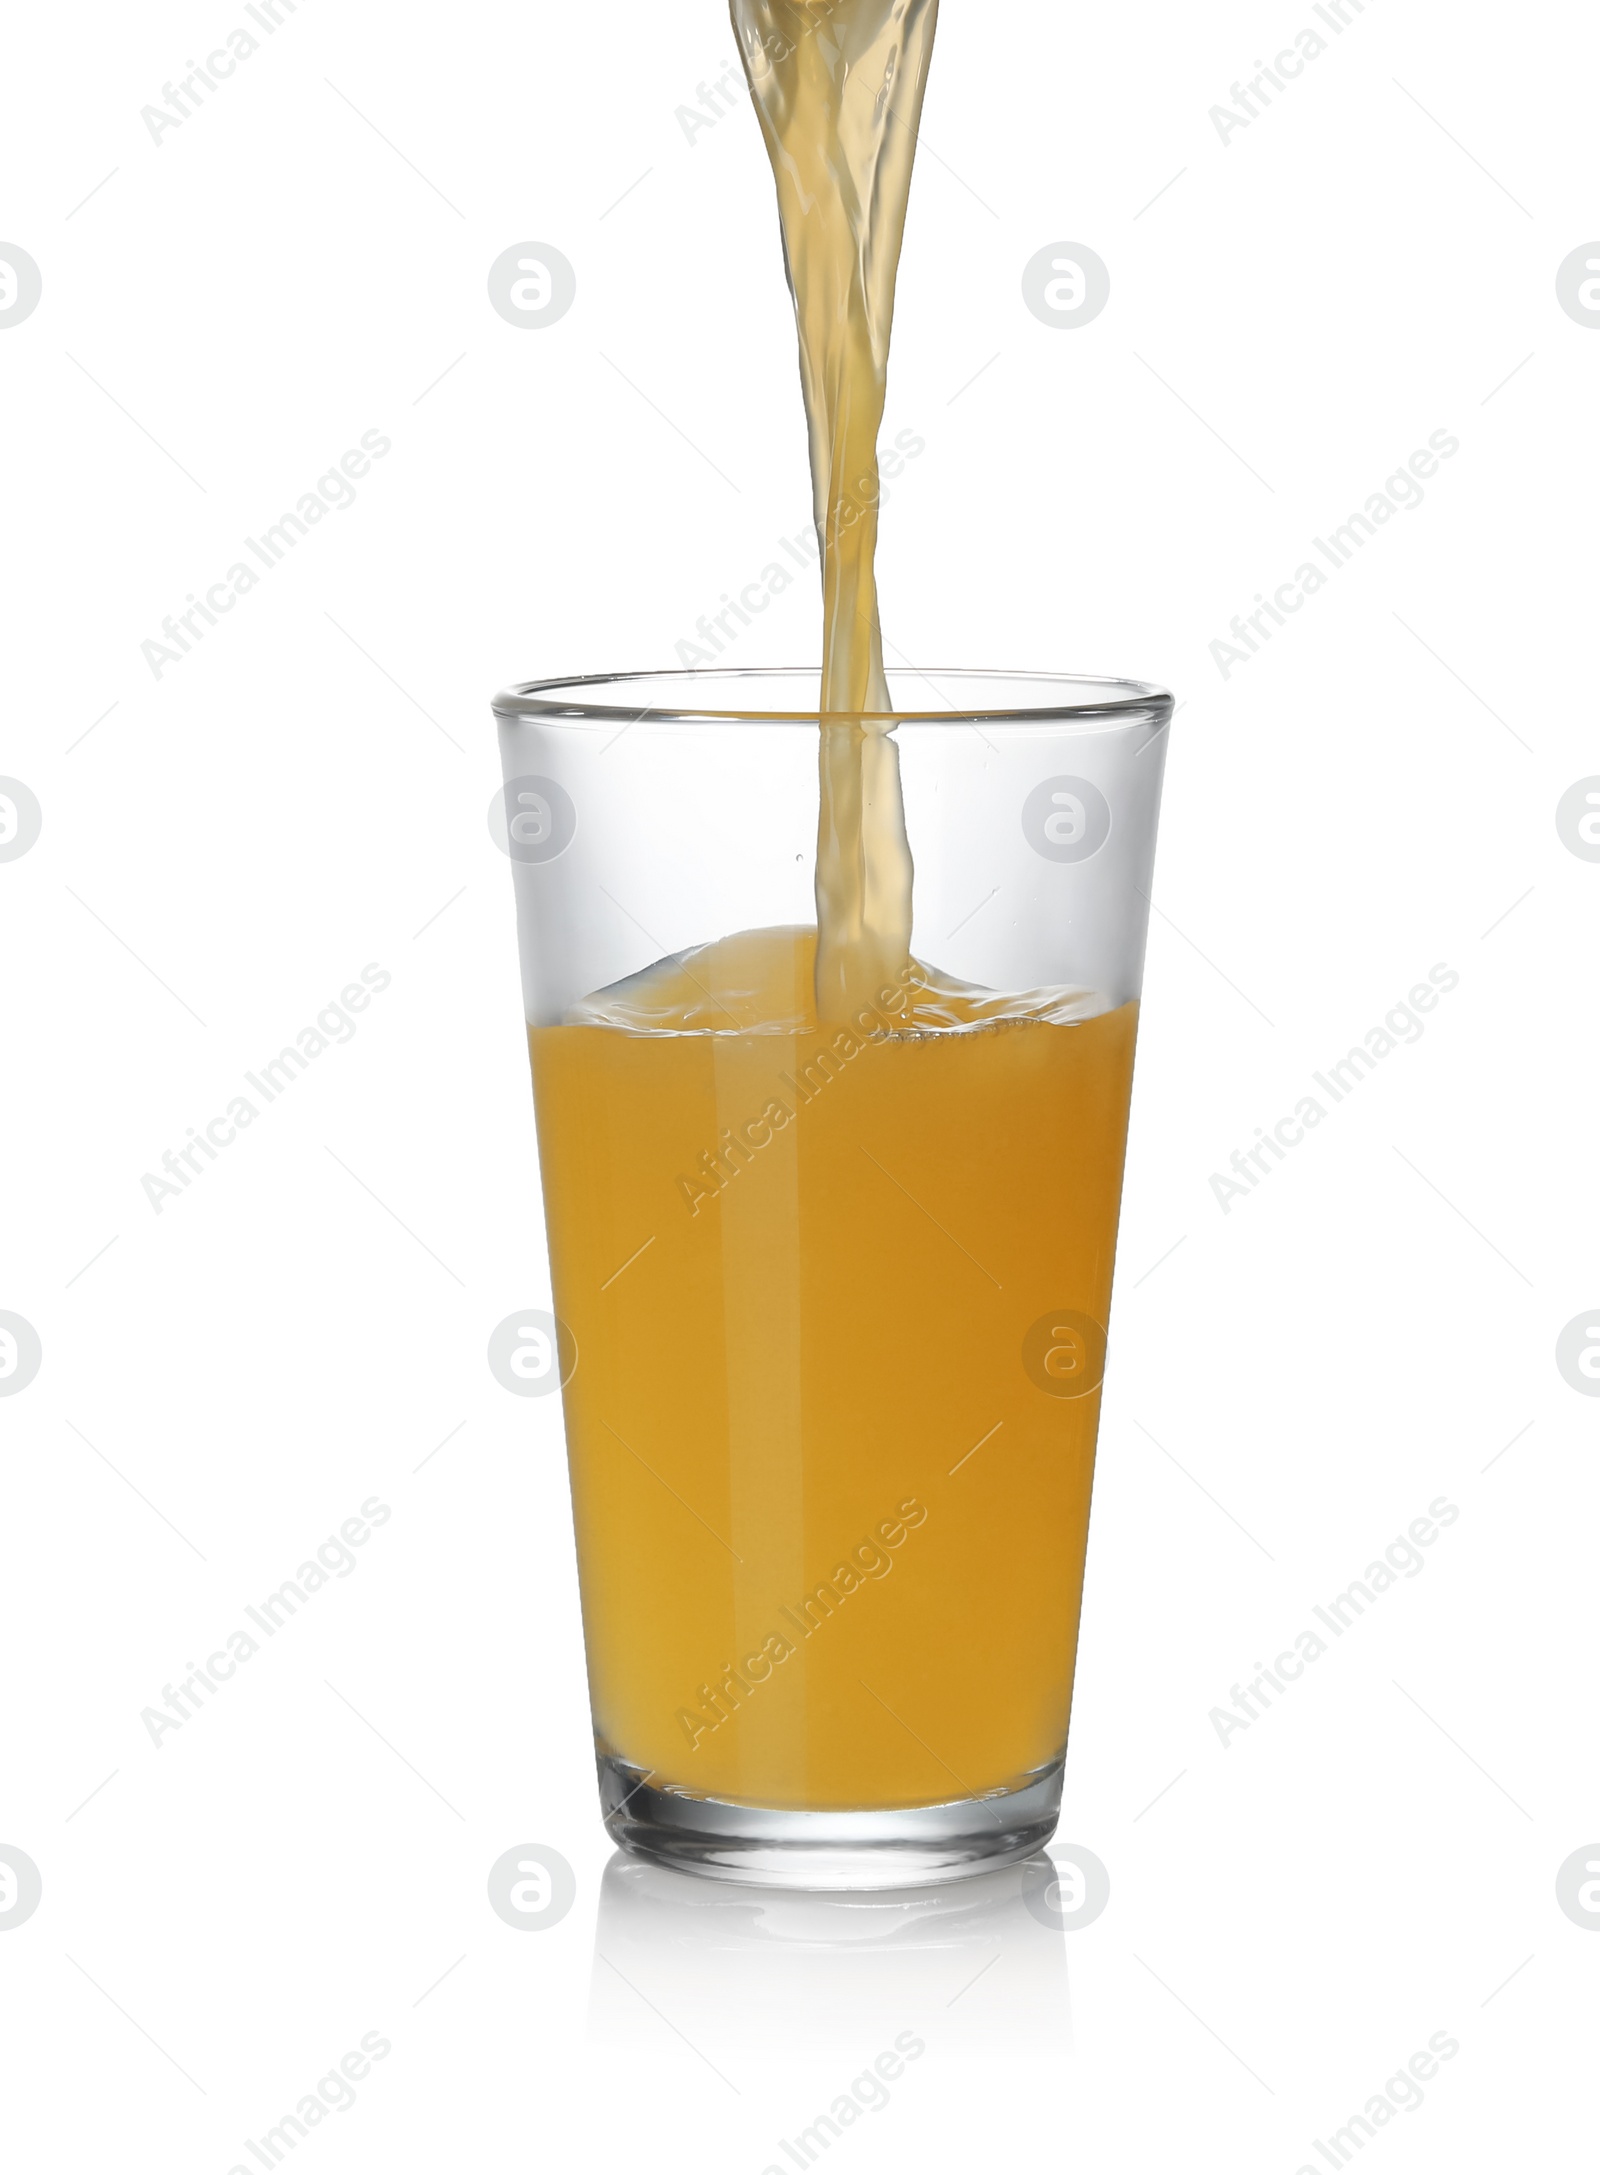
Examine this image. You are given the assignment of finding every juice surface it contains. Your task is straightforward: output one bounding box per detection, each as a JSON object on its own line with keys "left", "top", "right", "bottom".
{"left": 530, "top": 927, "right": 1137, "bottom": 1810}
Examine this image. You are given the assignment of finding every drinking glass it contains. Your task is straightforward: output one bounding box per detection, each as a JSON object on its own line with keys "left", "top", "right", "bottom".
{"left": 493, "top": 667, "right": 1172, "bottom": 1887}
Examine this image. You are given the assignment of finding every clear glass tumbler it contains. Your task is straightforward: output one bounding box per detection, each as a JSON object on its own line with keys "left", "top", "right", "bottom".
{"left": 493, "top": 667, "right": 1172, "bottom": 1887}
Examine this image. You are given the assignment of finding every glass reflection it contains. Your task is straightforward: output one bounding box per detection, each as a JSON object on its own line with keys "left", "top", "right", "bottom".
{"left": 589, "top": 1851, "right": 1071, "bottom": 2062}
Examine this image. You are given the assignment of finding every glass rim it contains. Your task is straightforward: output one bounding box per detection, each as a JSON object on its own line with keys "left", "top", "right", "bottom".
{"left": 491, "top": 665, "right": 1174, "bottom": 728}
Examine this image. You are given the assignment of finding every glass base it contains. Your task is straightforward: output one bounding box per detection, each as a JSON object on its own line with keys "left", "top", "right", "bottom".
{"left": 597, "top": 1751, "right": 1064, "bottom": 1890}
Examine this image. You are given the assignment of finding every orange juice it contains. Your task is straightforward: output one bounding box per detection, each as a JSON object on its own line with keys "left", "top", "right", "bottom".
{"left": 530, "top": 928, "right": 1137, "bottom": 1809}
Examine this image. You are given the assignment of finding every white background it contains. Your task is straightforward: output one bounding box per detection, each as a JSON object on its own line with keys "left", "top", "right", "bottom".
{"left": 2, "top": 0, "right": 1597, "bottom": 2167}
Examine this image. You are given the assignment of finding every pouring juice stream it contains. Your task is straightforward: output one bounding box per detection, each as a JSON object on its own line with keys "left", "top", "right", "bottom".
{"left": 731, "top": 0, "right": 939, "bottom": 1017}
